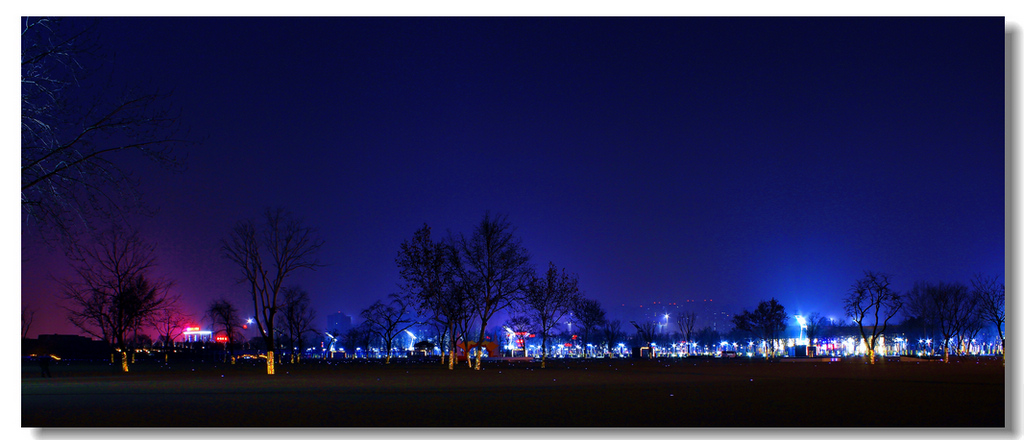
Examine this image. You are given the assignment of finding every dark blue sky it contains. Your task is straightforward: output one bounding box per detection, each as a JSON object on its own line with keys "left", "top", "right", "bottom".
{"left": 21, "top": 17, "right": 1005, "bottom": 338}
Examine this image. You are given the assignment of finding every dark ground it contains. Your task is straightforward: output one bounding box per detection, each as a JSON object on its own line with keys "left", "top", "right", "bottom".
{"left": 21, "top": 356, "right": 1005, "bottom": 427}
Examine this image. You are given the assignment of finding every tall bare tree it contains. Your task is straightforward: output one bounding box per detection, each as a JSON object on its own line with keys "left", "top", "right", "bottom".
{"left": 916, "top": 281, "right": 976, "bottom": 362}
{"left": 279, "top": 286, "right": 317, "bottom": 363}
{"left": 676, "top": 311, "right": 697, "bottom": 354}
{"left": 601, "top": 320, "right": 626, "bottom": 356}
{"left": 456, "top": 213, "right": 533, "bottom": 370}
{"left": 150, "top": 305, "right": 189, "bottom": 362}
{"left": 397, "top": 224, "right": 465, "bottom": 369}
{"left": 844, "top": 271, "right": 902, "bottom": 364}
{"left": 904, "top": 281, "right": 941, "bottom": 355}
{"left": 22, "top": 307, "right": 36, "bottom": 340}
{"left": 521, "top": 262, "right": 579, "bottom": 368}
{"left": 957, "top": 309, "right": 985, "bottom": 356}
{"left": 60, "top": 226, "right": 174, "bottom": 372}
{"left": 695, "top": 326, "right": 721, "bottom": 354}
{"left": 631, "top": 321, "right": 658, "bottom": 358}
{"left": 206, "top": 298, "right": 243, "bottom": 363}
{"left": 572, "top": 297, "right": 606, "bottom": 358}
{"left": 732, "top": 298, "right": 788, "bottom": 358}
{"left": 22, "top": 17, "right": 188, "bottom": 250}
{"left": 222, "top": 208, "right": 324, "bottom": 374}
{"left": 451, "top": 279, "right": 478, "bottom": 369}
{"left": 360, "top": 293, "right": 418, "bottom": 364}
{"left": 342, "top": 323, "right": 373, "bottom": 355}
{"left": 803, "top": 312, "right": 828, "bottom": 355}
{"left": 972, "top": 274, "right": 1005, "bottom": 358}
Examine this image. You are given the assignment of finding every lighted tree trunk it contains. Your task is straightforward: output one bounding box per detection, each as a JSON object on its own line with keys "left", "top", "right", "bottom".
{"left": 474, "top": 328, "right": 488, "bottom": 370}
{"left": 120, "top": 351, "right": 129, "bottom": 373}
{"left": 448, "top": 339, "right": 456, "bottom": 370}
{"left": 266, "top": 350, "right": 275, "bottom": 375}
{"left": 541, "top": 335, "right": 549, "bottom": 369}
{"left": 449, "top": 331, "right": 459, "bottom": 370}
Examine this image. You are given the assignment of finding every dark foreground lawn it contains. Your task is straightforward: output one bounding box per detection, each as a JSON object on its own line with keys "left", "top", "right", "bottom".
{"left": 22, "top": 357, "right": 1004, "bottom": 427}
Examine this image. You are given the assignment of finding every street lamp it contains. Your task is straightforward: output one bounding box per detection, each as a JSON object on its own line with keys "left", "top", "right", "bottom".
{"left": 405, "top": 330, "right": 417, "bottom": 352}
{"left": 794, "top": 315, "right": 808, "bottom": 344}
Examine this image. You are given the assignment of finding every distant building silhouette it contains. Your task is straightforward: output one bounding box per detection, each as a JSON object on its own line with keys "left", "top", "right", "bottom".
{"left": 22, "top": 334, "right": 110, "bottom": 360}
{"left": 327, "top": 311, "right": 352, "bottom": 334}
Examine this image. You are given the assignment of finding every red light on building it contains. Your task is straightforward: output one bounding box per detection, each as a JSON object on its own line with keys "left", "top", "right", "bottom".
{"left": 215, "top": 336, "right": 229, "bottom": 343}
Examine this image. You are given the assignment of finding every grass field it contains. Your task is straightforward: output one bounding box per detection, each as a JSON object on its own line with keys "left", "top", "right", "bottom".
{"left": 21, "top": 356, "right": 1005, "bottom": 427}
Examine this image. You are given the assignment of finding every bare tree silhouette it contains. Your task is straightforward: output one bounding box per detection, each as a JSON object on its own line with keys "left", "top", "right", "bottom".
{"left": 844, "top": 271, "right": 901, "bottom": 364}
{"left": 361, "top": 293, "right": 418, "bottom": 364}
{"left": 60, "top": 226, "right": 175, "bottom": 372}
{"left": 522, "top": 262, "right": 579, "bottom": 368}
{"left": 223, "top": 207, "right": 324, "bottom": 374}
{"left": 22, "top": 17, "right": 189, "bottom": 250}
{"left": 456, "top": 212, "right": 532, "bottom": 370}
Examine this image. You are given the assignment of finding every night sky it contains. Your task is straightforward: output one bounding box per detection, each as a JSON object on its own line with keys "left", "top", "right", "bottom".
{"left": 19, "top": 17, "right": 1005, "bottom": 339}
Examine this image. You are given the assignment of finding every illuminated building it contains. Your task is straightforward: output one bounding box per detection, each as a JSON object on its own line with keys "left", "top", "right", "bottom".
{"left": 182, "top": 327, "right": 213, "bottom": 343}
